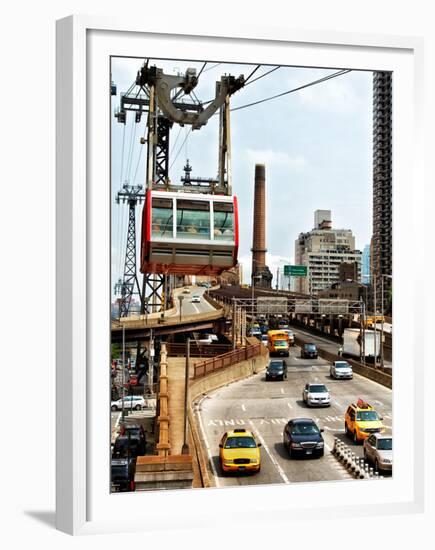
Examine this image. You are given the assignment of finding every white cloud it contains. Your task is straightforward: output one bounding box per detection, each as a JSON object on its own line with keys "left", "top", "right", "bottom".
{"left": 296, "top": 76, "right": 361, "bottom": 114}
{"left": 245, "top": 149, "right": 306, "bottom": 169}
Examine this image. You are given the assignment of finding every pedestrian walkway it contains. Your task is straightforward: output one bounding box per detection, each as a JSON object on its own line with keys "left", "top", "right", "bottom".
{"left": 166, "top": 357, "right": 190, "bottom": 455}
{"left": 165, "top": 356, "right": 204, "bottom": 487}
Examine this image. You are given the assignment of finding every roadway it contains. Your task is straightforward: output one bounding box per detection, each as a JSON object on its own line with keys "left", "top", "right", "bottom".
{"left": 291, "top": 326, "right": 393, "bottom": 369}
{"left": 195, "top": 342, "right": 392, "bottom": 488}
{"left": 173, "top": 286, "right": 216, "bottom": 318}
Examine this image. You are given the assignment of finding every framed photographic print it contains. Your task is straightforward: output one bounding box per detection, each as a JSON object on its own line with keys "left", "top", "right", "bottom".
{"left": 56, "top": 16, "right": 425, "bottom": 535}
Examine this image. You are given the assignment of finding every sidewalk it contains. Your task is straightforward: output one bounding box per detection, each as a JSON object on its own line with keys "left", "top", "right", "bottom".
{"left": 166, "top": 357, "right": 191, "bottom": 455}
{"left": 166, "top": 356, "right": 203, "bottom": 487}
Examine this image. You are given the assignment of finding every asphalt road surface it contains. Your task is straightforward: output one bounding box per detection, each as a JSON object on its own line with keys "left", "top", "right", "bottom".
{"left": 195, "top": 343, "right": 392, "bottom": 488}
{"left": 292, "top": 326, "right": 392, "bottom": 369}
{"left": 173, "top": 286, "right": 216, "bottom": 317}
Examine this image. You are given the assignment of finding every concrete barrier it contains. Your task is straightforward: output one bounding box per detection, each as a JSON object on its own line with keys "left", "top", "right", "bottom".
{"left": 189, "top": 352, "right": 268, "bottom": 403}
{"left": 135, "top": 455, "right": 194, "bottom": 491}
{"left": 188, "top": 350, "right": 269, "bottom": 487}
{"left": 294, "top": 335, "right": 392, "bottom": 389}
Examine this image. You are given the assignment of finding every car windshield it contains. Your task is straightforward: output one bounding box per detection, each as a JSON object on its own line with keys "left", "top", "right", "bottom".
{"left": 274, "top": 340, "right": 287, "bottom": 346}
{"left": 125, "top": 428, "right": 141, "bottom": 437}
{"left": 308, "top": 385, "right": 327, "bottom": 393}
{"left": 224, "top": 436, "right": 257, "bottom": 449}
{"left": 377, "top": 438, "right": 392, "bottom": 450}
{"left": 356, "top": 410, "right": 379, "bottom": 421}
{"left": 269, "top": 363, "right": 283, "bottom": 371}
{"left": 305, "top": 344, "right": 316, "bottom": 350}
{"left": 291, "top": 423, "right": 320, "bottom": 435}
{"left": 335, "top": 362, "right": 350, "bottom": 369}
{"left": 111, "top": 465, "right": 128, "bottom": 478}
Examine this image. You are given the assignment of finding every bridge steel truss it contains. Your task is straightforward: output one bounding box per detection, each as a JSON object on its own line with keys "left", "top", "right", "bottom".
{"left": 225, "top": 297, "right": 365, "bottom": 348}
{"left": 228, "top": 297, "right": 364, "bottom": 316}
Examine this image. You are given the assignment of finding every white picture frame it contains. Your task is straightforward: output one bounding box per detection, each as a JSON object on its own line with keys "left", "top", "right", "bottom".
{"left": 56, "top": 15, "right": 425, "bottom": 535}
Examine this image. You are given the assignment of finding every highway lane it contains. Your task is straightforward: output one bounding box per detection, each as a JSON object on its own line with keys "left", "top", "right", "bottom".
{"left": 173, "top": 286, "right": 216, "bottom": 317}
{"left": 195, "top": 343, "right": 392, "bottom": 488}
{"left": 292, "top": 326, "right": 393, "bottom": 370}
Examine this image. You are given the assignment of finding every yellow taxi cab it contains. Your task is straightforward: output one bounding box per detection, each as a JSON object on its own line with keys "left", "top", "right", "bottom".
{"left": 219, "top": 428, "right": 261, "bottom": 474}
{"left": 345, "top": 399, "right": 385, "bottom": 443}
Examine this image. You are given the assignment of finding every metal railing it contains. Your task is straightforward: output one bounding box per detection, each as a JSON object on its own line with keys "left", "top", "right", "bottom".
{"left": 193, "top": 342, "right": 265, "bottom": 378}
{"left": 166, "top": 342, "right": 232, "bottom": 357}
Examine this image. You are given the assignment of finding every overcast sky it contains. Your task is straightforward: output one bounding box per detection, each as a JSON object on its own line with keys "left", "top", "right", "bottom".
{"left": 111, "top": 57, "right": 373, "bottom": 294}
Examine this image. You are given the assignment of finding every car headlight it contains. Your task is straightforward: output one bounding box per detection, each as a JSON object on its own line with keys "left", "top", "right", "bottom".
{"left": 380, "top": 458, "right": 392, "bottom": 464}
{"left": 223, "top": 460, "right": 234, "bottom": 465}
{"left": 316, "top": 442, "right": 324, "bottom": 448}
{"left": 250, "top": 459, "right": 259, "bottom": 464}
{"left": 291, "top": 442, "right": 302, "bottom": 448}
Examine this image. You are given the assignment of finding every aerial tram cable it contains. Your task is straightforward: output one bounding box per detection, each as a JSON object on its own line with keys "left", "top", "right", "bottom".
{"left": 197, "top": 61, "right": 207, "bottom": 79}
{"left": 119, "top": 123, "right": 126, "bottom": 185}
{"left": 245, "top": 65, "right": 281, "bottom": 86}
{"left": 244, "top": 65, "right": 261, "bottom": 84}
{"left": 231, "top": 69, "right": 351, "bottom": 112}
{"left": 125, "top": 117, "right": 138, "bottom": 183}
{"left": 132, "top": 121, "right": 148, "bottom": 184}
{"left": 169, "top": 125, "right": 183, "bottom": 157}
{"left": 169, "top": 127, "right": 193, "bottom": 171}
{"left": 203, "top": 62, "right": 221, "bottom": 73}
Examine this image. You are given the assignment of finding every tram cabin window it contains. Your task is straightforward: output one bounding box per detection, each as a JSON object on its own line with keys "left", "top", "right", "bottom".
{"left": 213, "top": 202, "right": 234, "bottom": 240}
{"left": 176, "top": 200, "right": 210, "bottom": 240}
{"left": 152, "top": 198, "right": 173, "bottom": 238}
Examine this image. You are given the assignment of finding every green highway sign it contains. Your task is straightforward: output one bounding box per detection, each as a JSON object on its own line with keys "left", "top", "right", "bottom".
{"left": 284, "top": 265, "right": 307, "bottom": 277}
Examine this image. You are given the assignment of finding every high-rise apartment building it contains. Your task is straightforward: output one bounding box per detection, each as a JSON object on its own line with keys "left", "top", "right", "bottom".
{"left": 294, "top": 210, "right": 362, "bottom": 295}
{"left": 372, "top": 72, "right": 392, "bottom": 312}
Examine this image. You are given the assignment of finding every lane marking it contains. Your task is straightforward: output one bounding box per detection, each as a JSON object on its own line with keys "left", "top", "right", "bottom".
{"left": 280, "top": 388, "right": 284, "bottom": 394}
{"left": 287, "top": 402, "right": 293, "bottom": 409}
{"left": 241, "top": 404, "right": 246, "bottom": 412}
{"left": 249, "top": 419, "right": 290, "bottom": 484}
{"left": 197, "top": 394, "right": 220, "bottom": 487}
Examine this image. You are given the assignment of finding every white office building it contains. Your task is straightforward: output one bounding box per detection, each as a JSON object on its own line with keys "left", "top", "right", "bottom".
{"left": 294, "top": 210, "right": 362, "bottom": 295}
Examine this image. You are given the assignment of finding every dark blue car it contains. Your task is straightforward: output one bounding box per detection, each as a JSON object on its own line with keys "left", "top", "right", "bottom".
{"left": 283, "top": 418, "right": 324, "bottom": 458}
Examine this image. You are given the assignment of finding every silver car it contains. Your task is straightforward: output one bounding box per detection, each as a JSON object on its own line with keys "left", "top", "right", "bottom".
{"left": 363, "top": 433, "right": 393, "bottom": 473}
{"left": 111, "top": 395, "right": 145, "bottom": 411}
{"left": 330, "top": 360, "right": 353, "bottom": 379}
{"left": 302, "top": 383, "right": 331, "bottom": 407}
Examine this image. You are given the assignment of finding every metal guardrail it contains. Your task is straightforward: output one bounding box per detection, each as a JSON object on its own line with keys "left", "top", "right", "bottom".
{"left": 193, "top": 342, "right": 265, "bottom": 378}
{"left": 166, "top": 342, "right": 232, "bottom": 357}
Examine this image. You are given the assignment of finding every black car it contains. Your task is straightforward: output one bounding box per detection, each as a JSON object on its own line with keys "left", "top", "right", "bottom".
{"left": 265, "top": 360, "right": 287, "bottom": 381}
{"left": 111, "top": 458, "right": 136, "bottom": 492}
{"left": 120, "top": 423, "right": 147, "bottom": 455}
{"left": 301, "top": 343, "right": 318, "bottom": 359}
{"left": 283, "top": 418, "right": 324, "bottom": 458}
{"left": 112, "top": 434, "right": 142, "bottom": 459}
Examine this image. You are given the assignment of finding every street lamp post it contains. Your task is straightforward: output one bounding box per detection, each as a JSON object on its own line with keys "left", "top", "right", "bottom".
{"left": 182, "top": 338, "right": 190, "bottom": 454}
{"left": 381, "top": 274, "right": 392, "bottom": 367}
{"left": 178, "top": 295, "right": 184, "bottom": 324}
{"left": 121, "top": 321, "right": 126, "bottom": 422}
{"left": 144, "top": 297, "right": 149, "bottom": 326}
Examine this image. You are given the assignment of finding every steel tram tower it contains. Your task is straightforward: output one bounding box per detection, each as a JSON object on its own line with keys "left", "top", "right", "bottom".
{"left": 115, "top": 61, "right": 245, "bottom": 313}
{"left": 114, "top": 183, "right": 145, "bottom": 317}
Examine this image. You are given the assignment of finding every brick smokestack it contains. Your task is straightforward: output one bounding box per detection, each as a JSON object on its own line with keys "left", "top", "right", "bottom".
{"left": 251, "top": 164, "right": 272, "bottom": 288}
